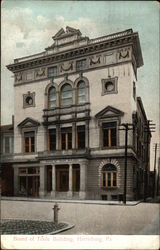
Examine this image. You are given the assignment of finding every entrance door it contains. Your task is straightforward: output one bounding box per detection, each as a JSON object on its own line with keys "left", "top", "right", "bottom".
{"left": 18, "top": 167, "right": 40, "bottom": 197}
{"left": 56, "top": 166, "right": 69, "bottom": 191}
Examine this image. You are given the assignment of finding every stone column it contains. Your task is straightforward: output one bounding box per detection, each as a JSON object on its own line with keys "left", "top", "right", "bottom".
{"left": 80, "top": 163, "right": 87, "bottom": 199}
{"left": 72, "top": 123, "right": 76, "bottom": 150}
{"left": 39, "top": 165, "right": 47, "bottom": 197}
{"left": 13, "top": 166, "right": 19, "bottom": 196}
{"left": 51, "top": 165, "right": 56, "bottom": 198}
{"left": 67, "top": 164, "right": 73, "bottom": 198}
{"left": 85, "top": 121, "right": 89, "bottom": 148}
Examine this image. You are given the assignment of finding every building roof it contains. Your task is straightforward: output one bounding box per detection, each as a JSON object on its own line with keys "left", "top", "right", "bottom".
{"left": 0, "top": 124, "right": 13, "bottom": 132}
{"left": 6, "top": 27, "right": 143, "bottom": 73}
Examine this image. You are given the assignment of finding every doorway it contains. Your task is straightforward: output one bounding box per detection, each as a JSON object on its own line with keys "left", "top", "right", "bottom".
{"left": 18, "top": 167, "right": 40, "bottom": 197}
{"left": 56, "top": 165, "right": 69, "bottom": 191}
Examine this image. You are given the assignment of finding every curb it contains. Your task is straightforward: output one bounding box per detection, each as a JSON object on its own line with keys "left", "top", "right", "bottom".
{"left": 1, "top": 197, "right": 142, "bottom": 206}
{"left": 48, "top": 222, "right": 75, "bottom": 235}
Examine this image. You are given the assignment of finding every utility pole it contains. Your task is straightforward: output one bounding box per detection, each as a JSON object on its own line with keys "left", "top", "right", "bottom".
{"left": 119, "top": 123, "right": 133, "bottom": 204}
{"left": 144, "top": 120, "right": 156, "bottom": 201}
{"left": 153, "top": 143, "right": 157, "bottom": 198}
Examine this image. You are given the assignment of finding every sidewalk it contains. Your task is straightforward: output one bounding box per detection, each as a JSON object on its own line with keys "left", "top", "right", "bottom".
{"left": 2, "top": 196, "right": 142, "bottom": 206}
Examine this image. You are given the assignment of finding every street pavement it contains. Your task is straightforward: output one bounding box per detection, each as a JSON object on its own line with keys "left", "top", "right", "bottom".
{"left": 60, "top": 202, "right": 160, "bottom": 235}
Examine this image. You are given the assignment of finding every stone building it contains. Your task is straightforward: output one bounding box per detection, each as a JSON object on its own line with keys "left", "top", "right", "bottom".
{"left": 0, "top": 119, "right": 14, "bottom": 196}
{"left": 6, "top": 26, "right": 151, "bottom": 200}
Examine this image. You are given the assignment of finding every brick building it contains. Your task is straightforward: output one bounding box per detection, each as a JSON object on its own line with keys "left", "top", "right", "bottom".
{"left": 5, "top": 26, "right": 151, "bottom": 200}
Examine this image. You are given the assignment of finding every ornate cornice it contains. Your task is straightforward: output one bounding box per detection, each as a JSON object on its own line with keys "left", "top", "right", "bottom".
{"left": 6, "top": 32, "right": 143, "bottom": 73}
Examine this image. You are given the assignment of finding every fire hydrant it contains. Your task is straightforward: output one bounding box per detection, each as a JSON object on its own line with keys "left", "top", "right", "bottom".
{"left": 52, "top": 203, "right": 60, "bottom": 225}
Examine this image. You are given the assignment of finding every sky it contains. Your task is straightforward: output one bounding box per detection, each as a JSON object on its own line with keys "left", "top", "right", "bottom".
{"left": 1, "top": 0, "right": 159, "bottom": 168}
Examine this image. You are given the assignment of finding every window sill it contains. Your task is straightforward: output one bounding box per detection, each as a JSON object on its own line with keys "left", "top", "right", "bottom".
{"left": 101, "top": 187, "right": 118, "bottom": 190}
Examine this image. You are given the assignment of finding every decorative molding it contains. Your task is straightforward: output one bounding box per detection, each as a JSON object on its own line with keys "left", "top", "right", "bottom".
{"left": 60, "top": 62, "right": 73, "bottom": 72}
{"left": 90, "top": 56, "right": 101, "bottom": 66}
{"left": 98, "top": 159, "right": 121, "bottom": 187}
{"left": 23, "top": 91, "right": 35, "bottom": 109}
{"left": 95, "top": 105, "right": 124, "bottom": 119}
{"left": 36, "top": 68, "right": 45, "bottom": 77}
{"left": 15, "top": 73, "right": 22, "bottom": 82}
{"left": 18, "top": 117, "right": 40, "bottom": 128}
{"left": 101, "top": 77, "right": 118, "bottom": 96}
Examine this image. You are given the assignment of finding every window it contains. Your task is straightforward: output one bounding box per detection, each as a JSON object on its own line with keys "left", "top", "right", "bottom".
{"left": 77, "top": 81, "right": 86, "bottom": 104}
{"left": 76, "top": 59, "right": 87, "bottom": 71}
{"left": 61, "top": 84, "right": 72, "bottom": 107}
{"left": 23, "top": 92, "right": 35, "bottom": 108}
{"left": 61, "top": 127, "right": 72, "bottom": 150}
{"left": 4, "top": 136, "right": 13, "bottom": 154}
{"left": 102, "top": 164, "right": 117, "bottom": 188}
{"left": 48, "top": 129, "right": 56, "bottom": 151}
{"left": 24, "top": 131, "right": 35, "bottom": 153}
{"left": 102, "top": 122, "right": 117, "bottom": 147}
{"left": 4, "top": 137, "right": 10, "bottom": 153}
{"left": 133, "top": 81, "right": 136, "bottom": 100}
{"left": 48, "top": 66, "right": 57, "bottom": 77}
{"left": 48, "top": 87, "right": 56, "bottom": 109}
{"left": 101, "top": 77, "right": 118, "bottom": 95}
{"left": 76, "top": 125, "right": 85, "bottom": 149}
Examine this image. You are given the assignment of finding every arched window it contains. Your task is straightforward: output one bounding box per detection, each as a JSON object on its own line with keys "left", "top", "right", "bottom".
{"left": 48, "top": 87, "right": 56, "bottom": 109}
{"left": 61, "top": 84, "right": 72, "bottom": 107}
{"left": 77, "top": 80, "right": 86, "bottom": 104}
{"left": 101, "top": 164, "right": 117, "bottom": 187}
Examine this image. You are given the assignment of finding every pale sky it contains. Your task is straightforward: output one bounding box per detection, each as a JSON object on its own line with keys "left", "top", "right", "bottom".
{"left": 1, "top": 1, "right": 159, "bottom": 169}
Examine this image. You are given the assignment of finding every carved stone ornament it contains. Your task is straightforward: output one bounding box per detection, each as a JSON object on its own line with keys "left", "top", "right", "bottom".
{"left": 36, "top": 68, "right": 45, "bottom": 77}
{"left": 15, "top": 73, "right": 22, "bottom": 82}
{"left": 119, "top": 50, "right": 129, "bottom": 59}
{"left": 90, "top": 56, "right": 101, "bottom": 66}
{"left": 60, "top": 62, "right": 73, "bottom": 72}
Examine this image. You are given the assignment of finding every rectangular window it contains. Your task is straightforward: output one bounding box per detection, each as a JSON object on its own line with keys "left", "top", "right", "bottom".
{"left": 48, "top": 129, "right": 56, "bottom": 151}
{"left": 24, "top": 131, "right": 35, "bottom": 153}
{"left": 76, "top": 125, "right": 85, "bottom": 149}
{"left": 102, "top": 122, "right": 117, "bottom": 148}
{"left": 4, "top": 137, "right": 10, "bottom": 153}
{"left": 48, "top": 66, "right": 57, "bottom": 77}
{"left": 76, "top": 59, "right": 87, "bottom": 71}
{"left": 61, "top": 127, "right": 72, "bottom": 150}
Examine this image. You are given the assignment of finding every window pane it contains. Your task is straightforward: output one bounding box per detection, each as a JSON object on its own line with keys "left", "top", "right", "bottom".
{"left": 108, "top": 172, "right": 111, "bottom": 187}
{"left": 61, "top": 84, "right": 72, "bottom": 107}
{"left": 48, "top": 67, "right": 57, "bottom": 77}
{"left": 113, "top": 172, "right": 117, "bottom": 186}
{"left": 5, "top": 137, "right": 10, "bottom": 153}
{"left": 25, "top": 137, "right": 29, "bottom": 152}
{"left": 111, "top": 128, "right": 117, "bottom": 146}
{"left": 31, "top": 136, "right": 35, "bottom": 152}
{"left": 49, "top": 129, "right": 56, "bottom": 151}
{"left": 61, "top": 133, "right": 66, "bottom": 150}
{"left": 103, "top": 173, "right": 106, "bottom": 187}
{"left": 48, "top": 87, "right": 56, "bottom": 108}
{"left": 76, "top": 59, "right": 86, "bottom": 71}
{"left": 103, "top": 129, "right": 108, "bottom": 147}
{"left": 68, "top": 132, "right": 72, "bottom": 149}
{"left": 77, "top": 126, "right": 85, "bottom": 149}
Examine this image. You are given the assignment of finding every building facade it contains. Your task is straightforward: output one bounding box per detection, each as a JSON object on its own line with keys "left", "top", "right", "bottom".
{"left": 0, "top": 120, "right": 14, "bottom": 196}
{"left": 6, "top": 26, "right": 151, "bottom": 200}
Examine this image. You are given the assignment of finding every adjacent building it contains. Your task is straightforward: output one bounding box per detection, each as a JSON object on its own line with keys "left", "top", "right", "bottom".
{"left": 4, "top": 26, "right": 151, "bottom": 200}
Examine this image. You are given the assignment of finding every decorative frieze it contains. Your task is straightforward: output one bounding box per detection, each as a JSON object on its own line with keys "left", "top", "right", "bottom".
{"left": 35, "top": 67, "right": 46, "bottom": 78}
{"left": 60, "top": 62, "right": 73, "bottom": 73}
{"left": 15, "top": 72, "right": 23, "bottom": 82}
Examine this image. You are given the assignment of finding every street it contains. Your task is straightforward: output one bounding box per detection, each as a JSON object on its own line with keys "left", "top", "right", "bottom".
{"left": 60, "top": 202, "right": 159, "bottom": 235}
